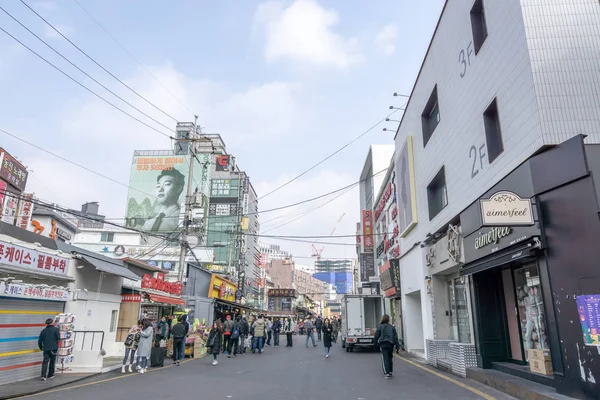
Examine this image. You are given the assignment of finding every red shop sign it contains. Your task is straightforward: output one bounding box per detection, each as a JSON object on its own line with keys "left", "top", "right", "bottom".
{"left": 375, "top": 183, "right": 393, "bottom": 221}
{"left": 141, "top": 274, "right": 183, "bottom": 296}
{"left": 122, "top": 294, "right": 142, "bottom": 302}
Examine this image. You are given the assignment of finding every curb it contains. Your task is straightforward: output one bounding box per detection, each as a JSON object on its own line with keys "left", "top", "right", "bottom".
{"left": 6, "top": 354, "right": 206, "bottom": 399}
{"left": 3, "top": 373, "right": 102, "bottom": 400}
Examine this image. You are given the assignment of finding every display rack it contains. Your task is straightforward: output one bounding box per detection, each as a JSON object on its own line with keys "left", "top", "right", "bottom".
{"left": 55, "top": 313, "right": 75, "bottom": 373}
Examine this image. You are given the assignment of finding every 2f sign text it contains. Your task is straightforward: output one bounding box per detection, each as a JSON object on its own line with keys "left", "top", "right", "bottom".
{"left": 469, "top": 144, "right": 486, "bottom": 179}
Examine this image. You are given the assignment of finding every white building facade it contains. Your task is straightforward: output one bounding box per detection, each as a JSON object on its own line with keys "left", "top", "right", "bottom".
{"left": 391, "top": 0, "right": 600, "bottom": 396}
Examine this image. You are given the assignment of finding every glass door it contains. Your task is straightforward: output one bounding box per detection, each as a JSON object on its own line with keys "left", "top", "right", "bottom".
{"left": 448, "top": 280, "right": 458, "bottom": 340}
{"left": 454, "top": 277, "right": 472, "bottom": 343}
{"left": 513, "top": 264, "right": 549, "bottom": 363}
{"left": 502, "top": 269, "right": 523, "bottom": 361}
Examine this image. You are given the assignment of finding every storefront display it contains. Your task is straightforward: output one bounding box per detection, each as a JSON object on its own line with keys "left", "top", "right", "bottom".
{"left": 514, "top": 265, "right": 548, "bottom": 358}
{"left": 55, "top": 313, "right": 76, "bottom": 369}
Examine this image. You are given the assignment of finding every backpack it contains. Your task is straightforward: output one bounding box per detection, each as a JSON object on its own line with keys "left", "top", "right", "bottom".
{"left": 232, "top": 324, "right": 240, "bottom": 339}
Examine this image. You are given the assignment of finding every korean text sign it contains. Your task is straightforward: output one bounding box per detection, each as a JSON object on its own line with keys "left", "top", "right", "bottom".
{"left": 0, "top": 239, "right": 69, "bottom": 276}
{"left": 0, "top": 148, "right": 28, "bottom": 191}
{"left": 362, "top": 210, "right": 374, "bottom": 252}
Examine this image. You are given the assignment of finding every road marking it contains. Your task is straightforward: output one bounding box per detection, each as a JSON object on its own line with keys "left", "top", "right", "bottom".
{"left": 393, "top": 354, "right": 496, "bottom": 400}
{"left": 13, "top": 357, "right": 200, "bottom": 399}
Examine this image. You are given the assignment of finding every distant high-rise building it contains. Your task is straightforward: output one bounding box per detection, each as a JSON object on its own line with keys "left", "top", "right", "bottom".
{"left": 314, "top": 259, "right": 352, "bottom": 273}
{"left": 259, "top": 242, "right": 291, "bottom": 263}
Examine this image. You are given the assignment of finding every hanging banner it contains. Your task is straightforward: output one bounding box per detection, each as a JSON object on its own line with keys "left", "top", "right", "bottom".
{"left": 361, "top": 210, "right": 374, "bottom": 252}
{"left": 16, "top": 193, "right": 34, "bottom": 230}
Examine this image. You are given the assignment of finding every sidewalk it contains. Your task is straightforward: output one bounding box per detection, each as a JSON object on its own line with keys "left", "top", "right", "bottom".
{"left": 0, "top": 373, "right": 97, "bottom": 400}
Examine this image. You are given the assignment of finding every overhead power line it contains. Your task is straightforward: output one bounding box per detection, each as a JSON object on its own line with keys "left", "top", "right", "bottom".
{"left": 20, "top": 0, "right": 180, "bottom": 123}
{"left": 254, "top": 107, "right": 402, "bottom": 203}
{"left": 0, "top": 127, "right": 156, "bottom": 200}
{"left": 71, "top": 0, "right": 195, "bottom": 117}
{"left": 0, "top": 6, "right": 176, "bottom": 135}
{"left": 0, "top": 26, "right": 174, "bottom": 139}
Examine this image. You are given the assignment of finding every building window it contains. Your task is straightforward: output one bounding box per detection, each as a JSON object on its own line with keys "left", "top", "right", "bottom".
{"left": 427, "top": 167, "right": 448, "bottom": 220}
{"left": 421, "top": 85, "right": 440, "bottom": 146}
{"left": 101, "top": 232, "right": 114, "bottom": 242}
{"left": 483, "top": 98, "right": 503, "bottom": 163}
{"left": 470, "top": 0, "right": 488, "bottom": 54}
{"left": 109, "top": 310, "right": 118, "bottom": 333}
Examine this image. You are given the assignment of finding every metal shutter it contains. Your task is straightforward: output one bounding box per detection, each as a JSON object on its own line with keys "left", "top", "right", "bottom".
{"left": 0, "top": 298, "right": 64, "bottom": 385}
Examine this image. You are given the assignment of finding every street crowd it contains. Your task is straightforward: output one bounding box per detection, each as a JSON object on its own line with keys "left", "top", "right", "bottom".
{"left": 38, "top": 313, "right": 399, "bottom": 381}
{"left": 113, "top": 314, "right": 343, "bottom": 373}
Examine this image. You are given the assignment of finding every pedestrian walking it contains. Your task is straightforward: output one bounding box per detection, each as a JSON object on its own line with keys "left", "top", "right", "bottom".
{"left": 284, "top": 317, "right": 294, "bottom": 347}
{"left": 155, "top": 316, "right": 169, "bottom": 347}
{"left": 322, "top": 318, "right": 333, "bottom": 358}
{"left": 207, "top": 321, "right": 223, "bottom": 365}
{"left": 171, "top": 317, "right": 187, "bottom": 366}
{"left": 373, "top": 314, "right": 400, "bottom": 379}
{"left": 272, "top": 317, "right": 282, "bottom": 347}
{"left": 122, "top": 320, "right": 141, "bottom": 373}
{"left": 222, "top": 315, "right": 234, "bottom": 355}
{"left": 315, "top": 316, "right": 323, "bottom": 341}
{"left": 251, "top": 314, "right": 267, "bottom": 353}
{"left": 305, "top": 318, "right": 316, "bottom": 347}
{"left": 266, "top": 318, "right": 273, "bottom": 346}
{"left": 38, "top": 318, "right": 60, "bottom": 381}
{"left": 240, "top": 317, "right": 249, "bottom": 354}
{"left": 228, "top": 317, "right": 241, "bottom": 358}
{"left": 332, "top": 317, "right": 339, "bottom": 343}
{"left": 135, "top": 319, "right": 154, "bottom": 373}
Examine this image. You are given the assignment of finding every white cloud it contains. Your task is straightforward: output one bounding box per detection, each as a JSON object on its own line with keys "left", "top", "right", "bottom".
{"left": 375, "top": 24, "right": 398, "bottom": 56}
{"left": 34, "top": 1, "right": 56, "bottom": 10}
{"left": 43, "top": 24, "right": 74, "bottom": 40}
{"left": 21, "top": 64, "right": 303, "bottom": 228}
{"left": 254, "top": 0, "right": 363, "bottom": 69}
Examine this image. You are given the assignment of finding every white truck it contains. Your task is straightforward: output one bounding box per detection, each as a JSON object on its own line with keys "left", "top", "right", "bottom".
{"left": 340, "top": 294, "right": 384, "bottom": 352}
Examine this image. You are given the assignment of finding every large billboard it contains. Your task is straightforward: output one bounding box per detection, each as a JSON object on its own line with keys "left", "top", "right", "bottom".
{"left": 125, "top": 153, "right": 211, "bottom": 233}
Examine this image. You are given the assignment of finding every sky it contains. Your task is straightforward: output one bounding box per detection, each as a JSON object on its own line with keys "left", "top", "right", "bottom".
{"left": 0, "top": 0, "right": 445, "bottom": 261}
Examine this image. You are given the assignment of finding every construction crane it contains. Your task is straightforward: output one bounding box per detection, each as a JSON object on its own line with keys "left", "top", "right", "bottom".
{"left": 312, "top": 213, "right": 345, "bottom": 261}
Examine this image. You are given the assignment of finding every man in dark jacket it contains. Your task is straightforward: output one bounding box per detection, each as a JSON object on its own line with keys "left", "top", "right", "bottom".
{"left": 240, "top": 317, "right": 249, "bottom": 354}
{"left": 272, "top": 318, "right": 282, "bottom": 347}
{"left": 38, "top": 318, "right": 60, "bottom": 380}
{"left": 171, "top": 318, "right": 187, "bottom": 365}
{"left": 315, "top": 316, "right": 323, "bottom": 341}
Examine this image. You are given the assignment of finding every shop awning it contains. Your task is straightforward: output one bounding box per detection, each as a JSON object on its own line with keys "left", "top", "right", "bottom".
{"left": 460, "top": 240, "right": 540, "bottom": 276}
{"left": 79, "top": 255, "right": 140, "bottom": 281}
{"left": 148, "top": 294, "right": 185, "bottom": 305}
{"left": 215, "top": 298, "right": 250, "bottom": 311}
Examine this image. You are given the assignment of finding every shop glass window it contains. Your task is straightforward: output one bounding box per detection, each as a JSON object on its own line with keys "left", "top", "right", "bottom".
{"left": 109, "top": 310, "right": 118, "bottom": 333}
{"left": 448, "top": 278, "right": 471, "bottom": 343}
{"left": 514, "top": 264, "right": 548, "bottom": 361}
{"left": 101, "top": 232, "right": 114, "bottom": 242}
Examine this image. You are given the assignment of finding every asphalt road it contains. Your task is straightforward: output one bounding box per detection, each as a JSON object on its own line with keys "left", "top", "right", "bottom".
{"left": 17, "top": 336, "right": 515, "bottom": 400}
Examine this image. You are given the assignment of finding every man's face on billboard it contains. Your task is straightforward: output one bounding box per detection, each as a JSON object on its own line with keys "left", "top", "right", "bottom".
{"left": 157, "top": 175, "right": 177, "bottom": 205}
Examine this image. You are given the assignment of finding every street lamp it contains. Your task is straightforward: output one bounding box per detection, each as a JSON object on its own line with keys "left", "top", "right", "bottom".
{"left": 393, "top": 92, "right": 410, "bottom": 98}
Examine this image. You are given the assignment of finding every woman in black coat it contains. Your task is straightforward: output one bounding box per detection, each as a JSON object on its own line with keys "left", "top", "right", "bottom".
{"left": 322, "top": 318, "right": 333, "bottom": 358}
{"left": 207, "top": 321, "right": 223, "bottom": 366}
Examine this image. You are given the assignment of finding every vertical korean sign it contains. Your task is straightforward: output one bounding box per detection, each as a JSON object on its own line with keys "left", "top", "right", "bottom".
{"left": 17, "top": 193, "right": 34, "bottom": 230}
{"left": 362, "top": 210, "right": 374, "bottom": 253}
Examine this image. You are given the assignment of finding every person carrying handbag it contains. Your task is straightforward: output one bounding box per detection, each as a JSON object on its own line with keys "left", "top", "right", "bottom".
{"left": 122, "top": 320, "right": 141, "bottom": 373}
{"left": 207, "top": 321, "right": 223, "bottom": 365}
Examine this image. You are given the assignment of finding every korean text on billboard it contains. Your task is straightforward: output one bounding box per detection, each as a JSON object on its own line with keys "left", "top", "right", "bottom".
{"left": 210, "top": 179, "right": 239, "bottom": 198}
{"left": 0, "top": 239, "right": 69, "bottom": 276}
{"left": 0, "top": 148, "right": 28, "bottom": 191}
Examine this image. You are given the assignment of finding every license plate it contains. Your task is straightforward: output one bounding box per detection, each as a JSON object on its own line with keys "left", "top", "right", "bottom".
{"left": 359, "top": 339, "right": 371, "bottom": 343}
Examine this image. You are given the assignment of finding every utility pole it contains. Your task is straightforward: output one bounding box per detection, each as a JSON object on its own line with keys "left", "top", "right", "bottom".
{"left": 177, "top": 115, "right": 198, "bottom": 283}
